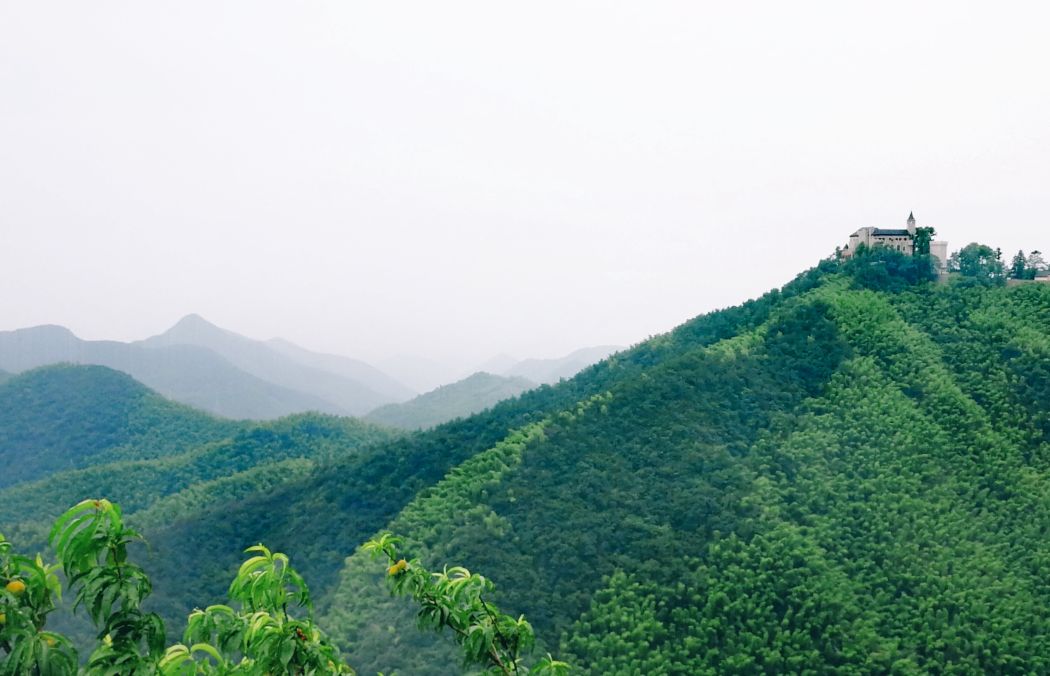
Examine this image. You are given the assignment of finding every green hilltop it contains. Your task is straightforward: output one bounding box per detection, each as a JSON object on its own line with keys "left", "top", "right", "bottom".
{"left": 2, "top": 252, "right": 1049, "bottom": 673}
{"left": 0, "top": 364, "right": 242, "bottom": 489}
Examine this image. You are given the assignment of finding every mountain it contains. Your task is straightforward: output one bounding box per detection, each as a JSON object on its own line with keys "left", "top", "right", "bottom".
{"left": 376, "top": 354, "right": 465, "bottom": 394}
{"left": 265, "top": 337, "right": 414, "bottom": 401}
{"left": 5, "top": 255, "right": 1050, "bottom": 672}
{"left": 0, "top": 364, "right": 240, "bottom": 489}
{"left": 475, "top": 353, "right": 520, "bottom": 375}
{"left": 123, "top": 259, "right": 1050, "bottom": 674}
{"left": 0, "top": 325, "right": 342, "bottom": 419}
{"left": 0, "top": 368, "right": 397, "bottom": 651}
{"left": 0, "top": 368, "right": 10, "bottom": 385}
{"left": 364, "top": 372, "right": 537, "bottom": 430}
{"left": 501, "top": 345, "right": 622, "bottom": 384}
{"left": 140, "top": 314, "right": 414, "bottom": 414}
{"left": 0, "top": 317, "right": 415, "bottom": 419}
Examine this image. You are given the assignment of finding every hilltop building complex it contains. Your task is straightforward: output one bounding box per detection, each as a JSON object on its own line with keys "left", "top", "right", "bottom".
{"left": 842, "top": 212, "right": 948, "bottom": 270}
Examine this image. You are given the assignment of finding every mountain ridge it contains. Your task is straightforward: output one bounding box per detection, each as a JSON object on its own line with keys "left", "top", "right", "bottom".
{"left": 364, "top": 371, "right": 537, "bottom": 430}
{"left": 118, "top": 262, "right": 1050, "bottom": 673}
{"left": 0, "top": 317, "right": 415, "bottom": 419}
{"left": 139, "top": 313, "right": 413, "bottom": 414}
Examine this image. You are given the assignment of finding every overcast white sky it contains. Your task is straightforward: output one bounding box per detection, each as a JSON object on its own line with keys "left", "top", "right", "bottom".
{"left": 2, "top": 1, "right": 1048, "bottom": 377}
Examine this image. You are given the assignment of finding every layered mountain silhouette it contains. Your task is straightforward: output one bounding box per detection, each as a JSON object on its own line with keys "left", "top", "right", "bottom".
{"left": 499, "top": 345, "right": 622, "bottom": 384}
{"left": 140, "top": 314, "right": 414, "bottom": 413}
{"left": 365, "top": 371, "right": 537, "bottom": 430}
{"left": 0, "top": 316, "right": 414, "bottom": 419}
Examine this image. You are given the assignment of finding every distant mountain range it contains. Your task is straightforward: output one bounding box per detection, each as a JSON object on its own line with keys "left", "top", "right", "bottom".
{"left": 0, "top": 316, "right": 415, "bottom": 419}
{"left": 140, "top": 314, "right": 414, "bottom": 413}
{"left": 365, "top": 372, "right": 537, "bottom": 430}
{"left": 0, "top": 315, "right": 620, "bottom": 421}
{"left": 497, "top": 345, "right": 622, "bottom": 384}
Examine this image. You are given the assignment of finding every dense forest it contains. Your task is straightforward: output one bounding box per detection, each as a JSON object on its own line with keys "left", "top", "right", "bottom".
{"left": 3, "top": 250, "right": 1050, "bottom": 673}
{"left": 0, "top": 365, "right": 243, "bottom": 489}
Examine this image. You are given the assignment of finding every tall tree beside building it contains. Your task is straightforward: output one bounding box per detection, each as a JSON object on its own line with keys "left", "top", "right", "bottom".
{"left": 949, "top": 243, "right": 1006, "bottom": 284}
{"left": 1027, "top": 250, "right": 1048, "bottom": 276}
{"left": 1011, "top": 250, "right": 1028, "bottom": 279}
{"left": 913, "top": 227, "right": 936, "bottom": 256}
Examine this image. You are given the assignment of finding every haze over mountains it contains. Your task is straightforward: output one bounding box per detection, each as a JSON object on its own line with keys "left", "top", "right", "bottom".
{"left": 0, "top": 315, "right": 620, "bottom": 423}
{"left": 365, "top": 371, "right": 537, "bottom": 430}
{"left": 140, "top": 314, "right": 414, "bottom": 414}
{"left": 499, "top": 345, "right": 622, "bottom": 384}
{"left": 0, "top": 319, "right": 406, "bottom": 419}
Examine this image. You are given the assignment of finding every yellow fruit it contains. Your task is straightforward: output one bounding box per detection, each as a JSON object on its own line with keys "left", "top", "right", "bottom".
{"left": 387, "top": 559, "right": 408, "bottom": 576}
{"left": 0, "top": 612, "right": 6, "bottom": 624}
{"left": 5, "top": 579, "right": 26, "bottom": 595}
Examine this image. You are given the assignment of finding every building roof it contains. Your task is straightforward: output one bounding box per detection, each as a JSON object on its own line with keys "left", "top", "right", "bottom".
{"left": 872, "top": 229, "right": 911, "bottom": 236}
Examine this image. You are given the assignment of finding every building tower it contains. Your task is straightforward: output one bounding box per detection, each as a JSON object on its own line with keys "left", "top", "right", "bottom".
{"left": 907, "top": 211, "right": 917, "bottom": 235}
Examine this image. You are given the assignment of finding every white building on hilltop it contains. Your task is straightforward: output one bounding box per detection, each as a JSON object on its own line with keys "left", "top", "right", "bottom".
{"left": 842, "top": 212, "right": 948, "bottom": 270}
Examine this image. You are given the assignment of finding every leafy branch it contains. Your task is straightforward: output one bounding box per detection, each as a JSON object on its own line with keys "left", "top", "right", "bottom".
{"left": 363, "top": 533, "right": 570, "bottom": 676}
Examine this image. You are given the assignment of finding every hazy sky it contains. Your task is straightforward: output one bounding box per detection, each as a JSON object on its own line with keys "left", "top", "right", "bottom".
{"left": 2, "top": 1, "right": 1048, "bottom": 376}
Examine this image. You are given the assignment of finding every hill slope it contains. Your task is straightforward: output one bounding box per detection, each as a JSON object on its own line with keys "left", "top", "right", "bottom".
{"left": 0, "top": 364, "right": 240, "bottom": 489}
{"left": 0, "top": 412, "right": 396, "bottom": 551}
{"left": 125, "top": 263, "right": 834, "bottom": 648}
{"left": 364, "top": 372, "right": 536, "bottom": 430}
{"left": 319, "top": 278, "right": 1050, "bottom": 674}
{"left": 127, "top": 265, "right": 1050, "bottom": 673}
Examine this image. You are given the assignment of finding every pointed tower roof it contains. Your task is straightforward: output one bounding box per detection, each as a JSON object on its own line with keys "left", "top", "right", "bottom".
{"left": 908, "top": 211, "right": 916, "bottom": 223}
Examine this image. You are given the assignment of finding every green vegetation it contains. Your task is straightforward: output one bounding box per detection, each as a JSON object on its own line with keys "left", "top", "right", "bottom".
{"left": 0, "top": 414, "right": 395, "bottom": 552}
{"left": 911, "top": 225, "right": 936, "bottom": 256}
{"left": 948, "top": 242, "right": 1006, "bottom": 284}
{"left": 0, "top": 365, "right": 241, "bottom": 489}
{"left": 1, "top": 500, "right": 566, "bottom": 674}
{"left": 1009, "top": 249, "right": 1049, "bottom": 280}
{"left": 840, "top": 246, "right": 937, "bottom": 292}
{"left": 3, "top": 251, "right": 1050, "bottom": 673}
{"left": 365, "top": 372, "right": 536, "bottom": 430}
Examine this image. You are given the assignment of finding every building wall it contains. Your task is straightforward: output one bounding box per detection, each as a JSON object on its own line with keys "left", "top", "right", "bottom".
{"left": 930, "top": 241, "right": 948, "bottom": 271}
{"left": 873, "top": 235, "right": 914, "bottom": 255}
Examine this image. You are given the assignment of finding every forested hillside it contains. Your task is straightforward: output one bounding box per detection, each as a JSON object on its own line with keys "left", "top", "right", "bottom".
{"left": 365, "top": 372, "right": 537, "bottom": 430}
{"left": 126, "top": 260, "right": 1050, "bottom": 674}
{"left": 0, "top": 365, "right": 240, "bottom": 488}
{"left": 4, "top": 257, "right": 1049, "bottom": 673}
{"left": 0, "top": 412, "right": 396, "bottom": 549}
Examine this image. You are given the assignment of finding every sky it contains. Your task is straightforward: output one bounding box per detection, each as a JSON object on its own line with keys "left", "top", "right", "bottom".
{"left": 2, "top": 1, "right": 1048, "bottom": 381}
